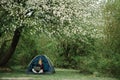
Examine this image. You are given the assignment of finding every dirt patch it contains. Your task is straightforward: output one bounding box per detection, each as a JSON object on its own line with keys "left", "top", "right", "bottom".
{"left": 0, "top": 67, "right": 12, "bottom": 72}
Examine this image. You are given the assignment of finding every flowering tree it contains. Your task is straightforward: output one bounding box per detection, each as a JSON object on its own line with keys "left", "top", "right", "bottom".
{"left": 0, "top": 0, "right": 102, "bottom": 66}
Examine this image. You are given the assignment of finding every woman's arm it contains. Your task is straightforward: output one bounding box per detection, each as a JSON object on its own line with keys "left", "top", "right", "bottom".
{"left": 32, "top": 68, "right": 37, "bottom": 73}
{"left": 38, "top": 69, "right": 43, "bottom": 73}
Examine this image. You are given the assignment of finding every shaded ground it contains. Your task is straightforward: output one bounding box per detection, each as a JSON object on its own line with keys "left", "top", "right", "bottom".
{"left": 0, "top": 68, "right": 118, "bottom": 80}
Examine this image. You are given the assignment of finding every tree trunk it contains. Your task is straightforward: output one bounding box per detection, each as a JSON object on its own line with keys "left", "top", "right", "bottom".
{"left": 0, "top": 27, "right": 22, "bottom": 66}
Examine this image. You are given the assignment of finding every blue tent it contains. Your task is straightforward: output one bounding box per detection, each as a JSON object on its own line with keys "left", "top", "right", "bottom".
{"left": 27, "top": 55, "right": 55, "bottom": 74}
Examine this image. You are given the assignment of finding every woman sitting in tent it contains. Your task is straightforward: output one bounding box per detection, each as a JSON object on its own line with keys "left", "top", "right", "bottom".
{"left": 27, "top": 55, "right": 55, "bottom": 74}
{"left": 32, "top": 58, "right": 44, "bottom": 73}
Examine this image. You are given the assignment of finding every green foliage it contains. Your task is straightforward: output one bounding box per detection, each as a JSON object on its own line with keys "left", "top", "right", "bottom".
{"left": 102, "top": 0, "right": 120, "bottom": 77}
{"left": 8, "top": 33, "right": 58, "bottom": 67}
{"left": 56, "top": 32, "right": 95, "bottom": 69}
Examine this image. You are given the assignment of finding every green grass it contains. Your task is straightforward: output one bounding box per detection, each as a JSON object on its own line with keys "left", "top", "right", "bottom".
{"left": 0, "top": 68, "right": 118, "bottom": 80}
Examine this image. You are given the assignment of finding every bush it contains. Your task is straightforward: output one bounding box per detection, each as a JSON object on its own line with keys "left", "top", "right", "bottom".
{"left": 56, "top": 34, "right": 95, "bottom": 70}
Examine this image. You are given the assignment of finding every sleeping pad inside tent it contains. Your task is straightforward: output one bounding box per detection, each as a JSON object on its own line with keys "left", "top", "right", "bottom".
{"left": 27, "top": 55, "right": 55, "bottom": 74}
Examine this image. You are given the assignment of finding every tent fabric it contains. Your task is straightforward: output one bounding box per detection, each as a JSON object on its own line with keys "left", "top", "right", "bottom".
{"left": 27, "top": 55, "right": 55, "bottom": 74}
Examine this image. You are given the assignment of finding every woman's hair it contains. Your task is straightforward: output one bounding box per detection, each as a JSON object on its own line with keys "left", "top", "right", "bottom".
{"left": 38, "top": 58, "right": 42, "bottom": 65}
